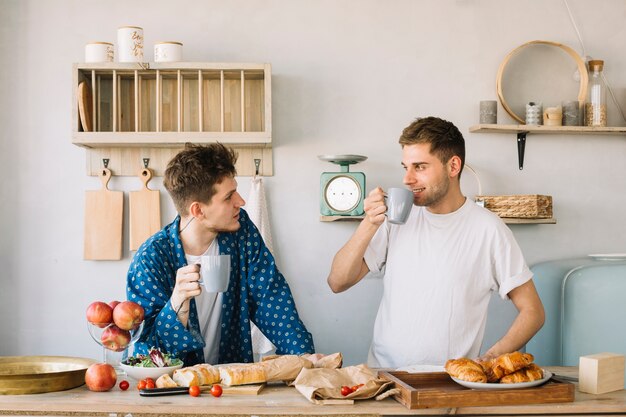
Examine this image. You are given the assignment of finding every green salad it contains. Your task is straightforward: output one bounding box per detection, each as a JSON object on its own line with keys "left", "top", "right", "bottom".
{"left": 123, "top": 347, "right": 183, "bottom": 368}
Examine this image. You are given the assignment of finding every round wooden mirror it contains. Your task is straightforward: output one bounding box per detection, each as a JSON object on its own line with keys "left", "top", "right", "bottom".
{"left": 496, "top": 40, "right": 588, "bottom": 124}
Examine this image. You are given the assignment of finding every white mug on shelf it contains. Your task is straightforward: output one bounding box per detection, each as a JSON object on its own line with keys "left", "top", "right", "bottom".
{"left": 117, "top": 26, "right": 144, "bottom": 62}
{"left": 154, "top": 42, "right": 183, "bottom": 62}
{"left": 85, "top": 42, "right": 114, "bottom": 63}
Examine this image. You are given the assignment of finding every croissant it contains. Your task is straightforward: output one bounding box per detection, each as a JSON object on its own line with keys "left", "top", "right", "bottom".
{"left": 444, "top": 358, "right": 487, "bottom": 383}
{"left": 500, "top": 363, "right": 544, "bottom": 384}
{"left": 484, "top": 351, "right": 534, "bottom": 382}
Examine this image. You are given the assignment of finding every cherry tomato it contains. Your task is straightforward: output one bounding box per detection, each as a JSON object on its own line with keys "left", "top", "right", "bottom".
{"left": 341, "top": 385, "right": 353, "bottom": 396}
{"left": 145, "top": 377, "right": 155, "bottom": 385}
{"left": 119, "top": 380, "right": 130, "bottom": 391}
{"left": 189, "top": 385, "right": 201, "bottom": 397}
{"left": 137, "top": 380, "right": 147, "bottom": 390}
{"left": 210, "top": 384, "right": 223, "bottom": 397}
{"left": 145, "top": 380, "right": 156, "bottom": 389}
{"left": 351, "top": 383, "right": 364, "bottom": 391}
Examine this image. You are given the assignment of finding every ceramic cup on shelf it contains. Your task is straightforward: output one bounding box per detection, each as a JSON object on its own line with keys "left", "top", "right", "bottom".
{"left": 562, "top": 100, "right": 580, "bottom": 126}
{"left": 479, "top": 100, "right": 497, "bottom": 124}
{"left": 117, "top": 26, "right": 144, "bottom": 62}
{"left": 543, "top": 105, "right": 563, "bottom": 126}
{"left": 154, "top": 42, "right": 183, "bottom": 62}
{"left": 85, "top": 42, "right": 114, "bottom": 63}
{"left": 525, "top": 102, "right": 543, "bottom": 125}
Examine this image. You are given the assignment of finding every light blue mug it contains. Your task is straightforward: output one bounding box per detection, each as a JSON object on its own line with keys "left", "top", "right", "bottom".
{"left": 386, "top": 188, "right": 413, "bottom": 225}
{"left": 199, "top": 254, "right": 231, "bottom": 292}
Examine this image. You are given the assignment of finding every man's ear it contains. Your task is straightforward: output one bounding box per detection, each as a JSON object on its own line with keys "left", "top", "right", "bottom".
{"left": 448, "top": 156, "right": 463, "bottom": 178}
{"left": 188, "top": 201, "right": 204, "bottom": 218}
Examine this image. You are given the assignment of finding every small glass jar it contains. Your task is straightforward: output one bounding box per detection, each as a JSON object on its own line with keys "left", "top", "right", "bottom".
{"left": 584, "top": 60, "right": 607, "bottom": 126}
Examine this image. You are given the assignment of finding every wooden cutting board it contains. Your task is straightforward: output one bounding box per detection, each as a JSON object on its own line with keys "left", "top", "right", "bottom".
{"left": 378, "top": 371, "right": 574, "bottom": 409}
{"left": 84, "top": 168, "right": 123, "bottom": 260}
{"left": 77, "top": 81, "right": 93, "bottom": 132}
{"left": 129, "top": 168, "right": 161, "bottom": 251}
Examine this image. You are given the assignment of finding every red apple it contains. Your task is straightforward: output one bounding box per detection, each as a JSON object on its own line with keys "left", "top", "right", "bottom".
{"left": 112, "top": 301, "right": 144, "bottom": 331}
{"left": 108, "top": 300, "right": 121, "bottom": 310}
{"left": 86, "top": 301, "right": 113, "bottom": 328}
{"left": 85, "top": 363, "right": 117, "bottom": 392}
{"left": 100, "top": 325, "right": 131, "bottom": 351}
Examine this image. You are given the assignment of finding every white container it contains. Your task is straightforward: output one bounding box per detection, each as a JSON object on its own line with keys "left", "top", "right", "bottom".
{"left": 117, "top": 26, "right": 144, "bottom": 62}
{"left": 154, "top": 41, "right": 183, "bottom": 62}
{"left": 85, "top": 42, "right": 114, "bottom": 63}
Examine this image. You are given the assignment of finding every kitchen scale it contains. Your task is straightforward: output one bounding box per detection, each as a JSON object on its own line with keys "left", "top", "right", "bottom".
{"left": 318, "top": 154, "right": 367, "bottom": 216}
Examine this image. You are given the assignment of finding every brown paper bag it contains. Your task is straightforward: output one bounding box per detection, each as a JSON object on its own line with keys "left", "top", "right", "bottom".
{"left": 258, "top": 354, "right": 312, "bottom": 382}
{"left": 303, "top": 352, "right": 343, "bottom": 369}
{"left": 293, "top": 364, "right": 394, "bottom": 404}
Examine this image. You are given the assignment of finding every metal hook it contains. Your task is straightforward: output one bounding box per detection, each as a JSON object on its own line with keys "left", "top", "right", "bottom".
{"left": 143, "top": 158, "right": 150, "bottom": 169}
{"left": 102, "top": 158, "right": 110, "bottom": 169}
{"left": 254, "top": 159, "right": 261, "bottom": 176}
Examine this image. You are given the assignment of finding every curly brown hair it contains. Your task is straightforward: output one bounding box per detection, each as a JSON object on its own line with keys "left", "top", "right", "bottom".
{"left": 398, "top": 116, "right": 465, "bottom": 174}
{"left": 164, "top": 143, "right": 238, "bottom": 215}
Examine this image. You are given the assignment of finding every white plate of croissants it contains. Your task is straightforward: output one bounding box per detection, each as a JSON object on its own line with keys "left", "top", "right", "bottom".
{"left": 445, "top": 352, "right": 552, "bottom": 390}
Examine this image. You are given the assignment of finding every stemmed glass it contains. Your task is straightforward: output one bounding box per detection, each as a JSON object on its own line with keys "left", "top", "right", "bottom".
{"left": 87, "top": 320, "right": 144, "bottom": 376}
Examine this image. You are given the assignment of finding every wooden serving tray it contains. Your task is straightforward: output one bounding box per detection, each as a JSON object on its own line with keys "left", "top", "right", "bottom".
{"left": 378, "top": 371, "right": 574, "bottom": 409}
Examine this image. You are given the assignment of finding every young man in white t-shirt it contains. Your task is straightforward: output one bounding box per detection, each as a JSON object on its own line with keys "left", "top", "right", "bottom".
{"left": 326, "top": 116, "right": 545, "bottom": 368}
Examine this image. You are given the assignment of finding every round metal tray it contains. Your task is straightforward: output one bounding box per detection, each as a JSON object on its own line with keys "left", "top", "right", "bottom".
{"left": 0, "top": 355, "right": 96, "bottom": 395}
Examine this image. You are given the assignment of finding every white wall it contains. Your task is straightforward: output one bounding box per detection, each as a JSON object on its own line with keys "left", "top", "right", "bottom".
{"left": 1, "top": 0, "right": 625, "bottom": 365}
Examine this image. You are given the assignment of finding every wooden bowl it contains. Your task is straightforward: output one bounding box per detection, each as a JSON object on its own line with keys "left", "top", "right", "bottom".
{"left": 0, "top": 356, "right": 96, "bottom": 394}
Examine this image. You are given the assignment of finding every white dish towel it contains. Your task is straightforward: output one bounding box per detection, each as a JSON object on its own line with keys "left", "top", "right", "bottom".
{"left": 246, "top": 175, "right": 276, "bottom": 360}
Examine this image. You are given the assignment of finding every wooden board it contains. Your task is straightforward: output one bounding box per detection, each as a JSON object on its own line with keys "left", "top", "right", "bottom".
{"left": 201, "top": 383, "right": 264, "bottom": 395}
{"left": 129, "top": 168, "right": 161, "bottom": 251}
{"left": 378, "top": 371, "right": 575, "bottom": 410}
{"left": 84, "top": 168, "right": 123, "bottom": 260}
{"left": 77, "top": 81, "right": 93, "bottom": 132}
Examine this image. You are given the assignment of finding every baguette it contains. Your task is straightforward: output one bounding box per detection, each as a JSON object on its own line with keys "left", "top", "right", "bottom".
{"left": 191, "top": 364, "right": 220, "bottom": 385}
{"left": 219, "top": 364, "right": 267, "bottom": 386}
{"left": 155, "top": 373, "right": 178, "bottom": 388}
{"left": 172, "top": 368, "right": 200, "bottom": 387}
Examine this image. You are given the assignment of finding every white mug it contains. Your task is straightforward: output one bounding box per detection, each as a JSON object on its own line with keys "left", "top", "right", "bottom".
{"left": 117, "top": 26, "right": 144, "bottom": 62}
{"left": 154, "top": 42, "right": 183, "bottom": 62}
{"left": 85, "top": 42, "right": 114, "bottom": 63}
{"left": 386, "top": 187, "right": 414, "bottom": 225}
{"left": 199, "top": 255, "right": 231, "bottom": 293}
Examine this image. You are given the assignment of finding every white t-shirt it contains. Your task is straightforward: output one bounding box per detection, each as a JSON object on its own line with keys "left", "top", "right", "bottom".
{"left": 185, "top": 241, "right": 223, "bottom": 364}
{"left": 364, "top": 198, "right": 532, "bottom": 368}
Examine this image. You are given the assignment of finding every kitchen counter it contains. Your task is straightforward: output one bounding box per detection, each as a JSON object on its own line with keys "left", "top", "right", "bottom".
{"left": 1, "top": 367, "right": 625, "bottom": 416}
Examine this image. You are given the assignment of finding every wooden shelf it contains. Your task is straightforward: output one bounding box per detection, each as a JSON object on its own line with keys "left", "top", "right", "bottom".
{"left": 469, "top": 124, "right": 626, "bottom": 170}
{"left": 502, "top": 218, "right": 556, "bottom": 224}
{"left": 319, "top": 215, "right": 555, "bottom": 224}
{"left": 470, "top": 124, "right": 626, "bottom": 135}
{"left": 320, "top": 215, "right": 364, "bottom": 222}
{"left": 72, "top": 62, "right": 272, "bottom": 176}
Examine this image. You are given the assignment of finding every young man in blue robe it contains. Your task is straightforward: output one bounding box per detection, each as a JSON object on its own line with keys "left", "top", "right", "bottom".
{"left": 127, "top": 143, "right": 314, "bottom": 365}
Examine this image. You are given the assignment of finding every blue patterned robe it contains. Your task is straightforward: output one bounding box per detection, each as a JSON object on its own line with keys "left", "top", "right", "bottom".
{"left": 126, "top": 209, "right": 314, "bottom": 365}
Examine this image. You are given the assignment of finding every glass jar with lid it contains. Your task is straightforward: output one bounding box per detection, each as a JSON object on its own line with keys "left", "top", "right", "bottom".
{"left": 584, "top": 60, "right": 607, "bottom": 126}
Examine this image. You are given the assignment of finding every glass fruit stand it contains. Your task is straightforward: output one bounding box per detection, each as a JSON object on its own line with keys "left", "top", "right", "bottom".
{"left": 86, "top": 301, "right": 145, "bottom": 376}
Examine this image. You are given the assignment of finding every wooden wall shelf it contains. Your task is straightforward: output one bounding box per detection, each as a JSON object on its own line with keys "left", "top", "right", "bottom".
{"left": 320, "top": 215, "right": 554, "bottom": 224}
{"left": 320, "top": 215, "right": 365, "bottom": 222}
{"left": 72, "top": 62, "right": 272, "bottom": 176}
{"left": 470, "top": 124, "right": 626, "bottom": 135}
{"left": 469, "top": 124, "right": 626, "bottom": 170}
